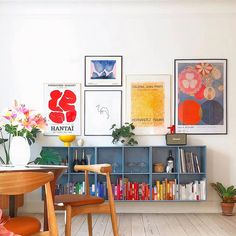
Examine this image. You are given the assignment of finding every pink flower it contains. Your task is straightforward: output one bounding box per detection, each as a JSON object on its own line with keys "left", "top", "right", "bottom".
{"left": 179, "top": 67, "right": 202, "bottom": 95}
{"left": 195, "top": 63, "right": 213, "bottom": 76}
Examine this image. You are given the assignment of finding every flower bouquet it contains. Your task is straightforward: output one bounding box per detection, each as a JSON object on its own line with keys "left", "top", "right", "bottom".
{"left": 0, "top": 101, "right": 47, "bottom": 164}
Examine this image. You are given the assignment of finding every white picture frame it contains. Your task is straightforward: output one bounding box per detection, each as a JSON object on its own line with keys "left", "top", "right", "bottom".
{"left": 126, "top": 75, "right": 171, "bottom": 135}
{"left": 44, "top": 83, "right": 81, "bottom": 135}
{"left": 84, "top": 90, "right": 122, "bottom": 136}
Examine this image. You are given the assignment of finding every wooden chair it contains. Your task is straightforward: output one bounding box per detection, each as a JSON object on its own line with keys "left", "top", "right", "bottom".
{"left": 54, "top": 164, "right": 118, "bottom": 236}
{"left": 0, "top": 171, "right": 58, "bottom": 236}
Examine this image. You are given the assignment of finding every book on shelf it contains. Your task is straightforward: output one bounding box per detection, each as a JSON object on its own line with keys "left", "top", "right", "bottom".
{"left": 179, "top": 178, "right": 206, "bottom": 200}
{"left": 55, "top": 182, "right": 96, "bottom": 196}
{"left": 179, "top": 149, "right": 201, "bottom": 173}
{"left": 152, "top": 178, "right": 177, "bottom": 200}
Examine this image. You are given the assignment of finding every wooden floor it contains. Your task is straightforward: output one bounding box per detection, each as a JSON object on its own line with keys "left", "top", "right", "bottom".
{"left": 36, "top": 213, "right": 236, "bottom": 236}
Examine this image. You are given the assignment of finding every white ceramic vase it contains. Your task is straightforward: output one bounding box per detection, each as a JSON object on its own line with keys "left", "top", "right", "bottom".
{"left": 9, "top": 136, "right": 31, "bottom": 166}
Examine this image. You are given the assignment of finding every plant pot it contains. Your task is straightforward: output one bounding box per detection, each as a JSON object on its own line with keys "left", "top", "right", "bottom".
{"left": 221, "top": 202, "right": 235, "bottom": 216}
{"left": 9, "top": 136, "right": 31, "bottom": 165}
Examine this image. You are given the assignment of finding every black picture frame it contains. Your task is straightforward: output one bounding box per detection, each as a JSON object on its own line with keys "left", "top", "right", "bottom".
{"left": 84, "top": 90, "right": 122, "bottom": 136}
{"left": 174, "top": 58, "right": 227, "bottom": 135}
{"left": 85, "top": 55, "right": 123, "bottom": 87}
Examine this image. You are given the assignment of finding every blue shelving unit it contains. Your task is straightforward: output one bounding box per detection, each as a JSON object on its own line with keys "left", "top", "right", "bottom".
{"left": 42, "top": 145, "right": 207, "bottom": 202}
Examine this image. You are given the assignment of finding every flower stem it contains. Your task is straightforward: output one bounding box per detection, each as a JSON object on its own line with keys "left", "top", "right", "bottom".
{"left": 0, "top": 130, "right": 9, "bottom": 164}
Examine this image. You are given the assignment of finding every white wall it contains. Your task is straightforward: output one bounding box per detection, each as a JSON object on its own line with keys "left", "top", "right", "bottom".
{"left": 0, "top": 0, "right": 236, "bottom": 213}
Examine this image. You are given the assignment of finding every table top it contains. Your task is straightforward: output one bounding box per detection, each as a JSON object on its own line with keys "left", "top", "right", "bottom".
{"left": 0, "top": 164, "right": 68, "bottom": 171}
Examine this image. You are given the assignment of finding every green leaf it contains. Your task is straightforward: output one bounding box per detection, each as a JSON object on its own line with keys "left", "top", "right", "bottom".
{"left": 33, "top": 148, "right": 61, "bottom": 165}
{"left": 0, "top": 138, "right": 8, "bottom": 144}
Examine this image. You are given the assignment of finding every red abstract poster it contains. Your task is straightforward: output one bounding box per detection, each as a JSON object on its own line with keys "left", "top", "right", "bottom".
{"left": 44, "top": 84, "right": 81, "bottom": 135}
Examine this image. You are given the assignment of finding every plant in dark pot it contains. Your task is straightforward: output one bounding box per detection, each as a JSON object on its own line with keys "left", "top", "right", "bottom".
{"left": 110, "top": 122, "right": 138, "bottom": 146}
{"left": 211, "top": 182, "right": 236, "bottom": 216}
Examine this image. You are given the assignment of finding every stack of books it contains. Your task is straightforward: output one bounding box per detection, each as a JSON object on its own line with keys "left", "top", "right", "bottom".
{"left": 180, "top": 149, "right": 201, "bottom": 173}
{"left": 152, "top": 179, "right": 177, "bottom": 200}
{"left": 179, "top": 179, "right": 206, "bottom": 200}
{"left": 97, "top": 178, "right": 150, "bottom": 200}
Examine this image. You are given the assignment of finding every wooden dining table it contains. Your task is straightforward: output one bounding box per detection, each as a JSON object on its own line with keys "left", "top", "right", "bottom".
{"left": 0, "top": 164, "right": 67, "bottom": 231}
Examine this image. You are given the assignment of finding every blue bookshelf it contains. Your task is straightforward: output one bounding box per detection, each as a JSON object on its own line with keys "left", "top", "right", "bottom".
{"left": 42, "top": 145, "right": 207, "bottom": 202}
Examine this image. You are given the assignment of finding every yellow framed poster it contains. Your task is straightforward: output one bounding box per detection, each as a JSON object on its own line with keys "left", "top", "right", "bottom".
{"left": 126, "top": 75, "right": 171, "bottom": 135}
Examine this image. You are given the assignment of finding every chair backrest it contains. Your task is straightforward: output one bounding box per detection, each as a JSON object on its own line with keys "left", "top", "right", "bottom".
{"left": 0, "top": 171, "right": 54, "bottom": 195}
{"left": 0, "top": 171, "right": 58, "bottom": 236}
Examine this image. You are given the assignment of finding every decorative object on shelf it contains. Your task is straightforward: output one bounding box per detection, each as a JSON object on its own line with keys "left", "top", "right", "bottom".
{"left": 166, "top": 150, "right": 174, "bottom": 173}
{"left": 0, "top": 101, "right": 47, "bottom": 165}
{"left": 58, "top": 135, "right": 76, "bottom": 147}
{"left": 211, "top": 182, "right": 236, "bottom": 216}
{"left": 110, "top": 122, "right": 138, "bottom": 146}
{"left": 175, "top": 59, "right": 227, "bottom": 134}
{"left": 166, "top": 124, "right": 187, "bottom": 146}
{"left": 85, "top": 55, "right": 123, "bottom": 87}
{"left": 126, "top": 74, "right": 171, "bottom": 135}
{"left": 44, "top": 83, "right": 81, "bottom": 135}
{"left": 84, "top": 90, "right": 122, "bottom": 136}
{"left": 166, "top": 133, "right": 187, "bottom": 146}
{"left": 153, "top": 163, "right": 165, "bottom": 173}
{"left": 77, "top": 138, "right": 84, "bottom": 146}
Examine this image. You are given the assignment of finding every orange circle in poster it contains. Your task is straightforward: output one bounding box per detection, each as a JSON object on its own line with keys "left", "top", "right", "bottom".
{"left": 178, "top": 100, "right": 202, "bottom": 125}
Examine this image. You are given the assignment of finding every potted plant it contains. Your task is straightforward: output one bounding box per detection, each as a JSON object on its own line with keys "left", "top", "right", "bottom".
{"left": 110, "top": 122, "right": 138, "bottom": 146}
{"left": 211, "top": 182, "right": 236, "bottom": 216}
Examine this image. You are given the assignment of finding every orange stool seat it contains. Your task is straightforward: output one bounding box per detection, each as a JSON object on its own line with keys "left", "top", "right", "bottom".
{"left": 4, "top": 216, "right": 41, "bottom": 236}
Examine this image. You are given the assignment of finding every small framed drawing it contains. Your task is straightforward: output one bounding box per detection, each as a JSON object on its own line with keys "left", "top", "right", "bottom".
{"left": 84, "top": 90, "right": 122, "bottom": 136}
{"left": 175, "top": 59, "right": 227, "bottom": 134}
{"left": 85, "top": 55, "right": 123, "bottom": 87}
{"left": 44, "top": 83, "right": 81, "bottom": 135}
{"left": 126, "top": 75, "right": 171, "bottom": 135}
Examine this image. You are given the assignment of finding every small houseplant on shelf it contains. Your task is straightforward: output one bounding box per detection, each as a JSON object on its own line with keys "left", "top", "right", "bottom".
{"left": 110, "top": 122, "right": 138, "bottom": 146}
{"left": 211, "top": 182, "right": 236, "bottom": 216}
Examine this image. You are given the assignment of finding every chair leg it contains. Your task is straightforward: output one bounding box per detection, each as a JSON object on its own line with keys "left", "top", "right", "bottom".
{"left": 110, "top": 208, "right": 119, "bottom": 236}
{"left": 65, "top": 205, "right": 72, "bottom": 236}
{"left": 87, "top": 213, "right": 93, "bottom": 236}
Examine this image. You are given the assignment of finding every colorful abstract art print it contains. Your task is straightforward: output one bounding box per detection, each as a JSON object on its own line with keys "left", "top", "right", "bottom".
{"left": 175, "top": 59, "right": 227, "bottom": 134}
{"left": 44, "top": 83, "right": 81, "bottom": 135}
{"left": 85, "top": 56, "right": 122, "bottom": 87}
{"left": 84, "top": 90, "right": 122, "bottom": 135}
{"left": 126, "top": 75, "right": 171, "bottom": 135}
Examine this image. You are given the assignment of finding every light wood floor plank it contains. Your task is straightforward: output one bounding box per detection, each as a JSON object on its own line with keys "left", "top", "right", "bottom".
{"left": 93, "top": 214, "right": 109, "bottom": 236}
{"left": 205, "top": 214, "right": 236, "bottom": 236}
{"left": 131, "top": 214, "right": 145, "bottom": 236}
{"left": 164, "top": 214, "right": 188, "bottom": 236}
{"left": 104, "top": 214, "right": 120, "bottom": 236}
{"left": 30, "top": 213, "right": 236, "bottom": 236}
{"left": 118, "top": 214, "right": 132, "bottom": 236}
{"left": 197, "top": 214, "right": 229, "bottom": 236}
{"left": 175, "top": 214, "right": 201, "bottom": 236}
{"left": 153, "top": 214, "right": 173, "bottom": 236}
{"left": 186, "top": 214, "right": 215, "bottom": 236}
{"left": 142, "top": 214, "right": 160, "bottom": 236}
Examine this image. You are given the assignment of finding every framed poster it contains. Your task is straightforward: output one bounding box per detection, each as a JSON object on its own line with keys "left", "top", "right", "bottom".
{"left": 85, "top": 55, "right": 123, "bottom": 87}
{"left": 126, "top": 75, "right": 171, "bottom": 135}
{"left": 44, "top": 83, "right": 81, "bottom": 135}
{"left": 84, "top": 90, "right": 122, "bottom": 136}
{"left": 175, "top": 59, "right": 227, "bottom": 134}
